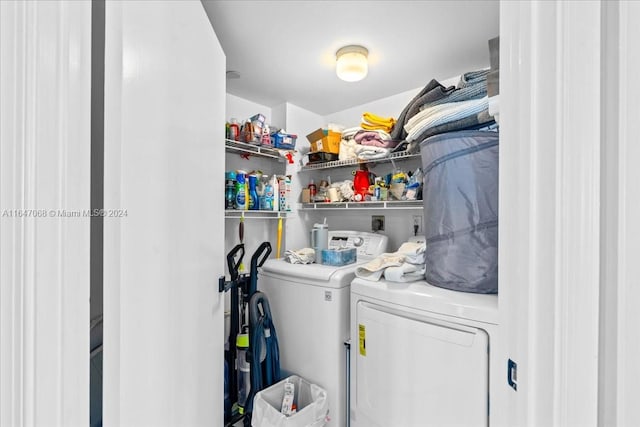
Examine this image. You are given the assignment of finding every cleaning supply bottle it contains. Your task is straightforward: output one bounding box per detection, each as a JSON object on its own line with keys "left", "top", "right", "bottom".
{"left": 242, "top": 120, "right": 254, "bottom": 144}
{"left": 264, "top": 179, "right": 274, "bottom": 211}
{"left": 229, "top": 118, "right": 240, "bottom": 141}
{"left": 248, "top": 174, "right": 259, "bottom": 210}
{"left": 261, "top": 124, "right": 271, "bottom": 146}
{"left": 279, "top": 175, "right": 291, "bottom": 211}
{"left": 271, "top": 175, "right": 279, "bottom": 212}
{"left": 235, "top": 171, "right": 246, "bottom": 210}
{"left": 308, "top": 179, "right": 317, "bottom": 201}
{"left": 236, "top": 331, "right": 250, "bottom": 414}
{"left": 225, "top": 172, "right": 236, "bottom": 210}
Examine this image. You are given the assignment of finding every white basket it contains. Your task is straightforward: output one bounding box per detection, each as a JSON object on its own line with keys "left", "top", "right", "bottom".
{"left": 252, "top": 375, "right": 329, "bottom": 427}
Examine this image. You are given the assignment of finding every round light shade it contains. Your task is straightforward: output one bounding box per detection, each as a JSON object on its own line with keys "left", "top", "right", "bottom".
{"left": 336, "top": 45, "right": 369, "bottom": 82}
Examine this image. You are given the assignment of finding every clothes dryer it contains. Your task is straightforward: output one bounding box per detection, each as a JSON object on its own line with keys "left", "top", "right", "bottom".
{"left": 259, "top": 231, "right": 388, "bottom": 427}
{"left": 350, "top": 278, "right": 499, "bottom": 427}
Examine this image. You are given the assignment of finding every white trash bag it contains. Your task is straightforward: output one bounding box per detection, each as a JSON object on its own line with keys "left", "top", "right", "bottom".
{"left": 252, "top": 375, "right": 329, "bottom": 427}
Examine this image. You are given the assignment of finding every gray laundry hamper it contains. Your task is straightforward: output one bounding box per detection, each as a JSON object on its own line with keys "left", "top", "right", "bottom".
{"left": 419, "top": 130, "right": 499, "bottom": 294}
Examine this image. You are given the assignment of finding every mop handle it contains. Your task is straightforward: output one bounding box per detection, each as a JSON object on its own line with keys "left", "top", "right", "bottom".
{"left": 276, "top": 217, "right": 283, "bottom": 259}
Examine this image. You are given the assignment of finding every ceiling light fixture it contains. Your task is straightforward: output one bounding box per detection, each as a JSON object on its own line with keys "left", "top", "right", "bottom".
{"left": 335, "top": 45, "right": 369, "bottom": 82}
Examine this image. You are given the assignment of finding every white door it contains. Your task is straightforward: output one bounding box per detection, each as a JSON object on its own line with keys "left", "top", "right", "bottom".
{"left": 1, "top": 1, "right": 91, "bottom": 425}
{"left": 102, "top": 2, "right": 225, "bottom": 426}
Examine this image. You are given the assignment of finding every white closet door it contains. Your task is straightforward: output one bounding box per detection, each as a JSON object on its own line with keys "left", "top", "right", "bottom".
{"left": 0, "top": 1, "right": 91, "bottom": 425}
{"left": 103, "top": 2, "right": 225, "bottom": 426}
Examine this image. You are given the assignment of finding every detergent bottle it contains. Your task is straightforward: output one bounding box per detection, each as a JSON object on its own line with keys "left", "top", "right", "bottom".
{"left": 235, "top": 171, "right": 246, "bottom": 210}
{"left": 353, "top": 169, "right": 370, "bottom": 202}
{"left": 248, "top": 174, "right": 259, "bottom": 210}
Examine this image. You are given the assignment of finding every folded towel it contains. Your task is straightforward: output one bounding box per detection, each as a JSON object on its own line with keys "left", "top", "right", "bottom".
{"left": 355, "top": 254, "right": 405, "bottom": 281}
{"left": 362, "top": 112, "right": 396, "bottom": 127}
{"left": 360, "top": 121, "right": 394, "bottom": 133}
{"left": 405, "top": 97, "right": 488, "bottom": 134}
{"left": 339, "top": 137, "right": 358, "bottom": 161}
{"left": 354, "top": 130, "right": 398, "bottom": 148}
{"left": 354, "top": 145, "right": 392, "bottom": 160}
{"left": 341, "top": 126, "right": 364, "bottom": 139}
{"left": 355, "top": 241, "right": 426, "bottom": 282}
{"left": 383, "top": 262, "right": 426, "bottom": 283}
{"left": 396, "top": 241, "right": 426, "bottom": 264}
{"left": 362, "top": 112, "right": 396, "bottom": 133}
{"left": 284, "top": 248, "right": 315, "bottom": 264}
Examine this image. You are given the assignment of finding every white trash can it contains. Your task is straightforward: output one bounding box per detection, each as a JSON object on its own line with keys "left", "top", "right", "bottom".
{"left": 252, "top": 375, "right": 329, "bottom": 427}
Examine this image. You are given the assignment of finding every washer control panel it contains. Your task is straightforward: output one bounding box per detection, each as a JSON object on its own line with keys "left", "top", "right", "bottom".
{"left": 327, "top": 231, "right": 388, "bottom": 258}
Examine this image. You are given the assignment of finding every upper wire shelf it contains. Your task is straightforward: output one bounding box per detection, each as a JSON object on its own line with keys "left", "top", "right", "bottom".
{"left": 300, "top": 150, "right": 420, "bottom": 171}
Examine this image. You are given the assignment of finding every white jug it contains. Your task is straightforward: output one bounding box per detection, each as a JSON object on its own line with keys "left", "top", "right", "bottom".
{"left": 310, "top": 222, "right": 329, "bottom": 264}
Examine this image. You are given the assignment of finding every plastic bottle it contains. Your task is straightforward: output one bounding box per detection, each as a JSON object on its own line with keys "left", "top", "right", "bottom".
{"left": 235, "top": 171, "right": 246, "bottom": 210}
{"left": 225, "top": 179, "right": 235, "bottom": 210}
{"left": 248, "top": 175, "right": 259, "bottom": 210}
{"left": 308, "top": 179, "right": 317, "bottom": 200}
{"left": 279, "top": 176, "right": 291, "bottom": 211}
{"left": 264, "top": 180, "right": 274, "bottom": 211}
{"left": 261, "top": 124, "right": 271, "bottom": 146}
{"left": 243, "top": 120, "right": 254, "bottom": 144}
{"left": 271, "top": 175, "right": 279, "bottom": 212}
{"left": 236, "top": 332, "right": 250, "bottom": 413}
{"left": 229, "top": 118, "right": 240, "bottom": 141}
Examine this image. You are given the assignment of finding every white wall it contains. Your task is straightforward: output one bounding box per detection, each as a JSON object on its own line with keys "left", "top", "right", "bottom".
{"left": 226, "top": 93, "right": 274, "bottom": 128}
{"left": 324, "top": 86, "right": 421, "bottom": 129}
{"left": 281, "top": 102, "right": 325, "bottom": 250}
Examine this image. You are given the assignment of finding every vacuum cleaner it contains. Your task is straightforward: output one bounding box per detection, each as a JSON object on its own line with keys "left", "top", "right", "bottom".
{"left": 219, "top": 241, "right": 280, "bottom": 427}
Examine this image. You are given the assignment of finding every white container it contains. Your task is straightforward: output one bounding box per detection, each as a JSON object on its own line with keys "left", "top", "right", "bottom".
{"left": 252, "top": 375, "right": 329, "bottom": 427}
{"left": 310, "top": 223, "right": 328, "bottom": 264}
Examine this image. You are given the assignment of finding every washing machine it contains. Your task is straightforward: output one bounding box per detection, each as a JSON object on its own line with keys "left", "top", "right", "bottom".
{"left": 259, "top": 231, "right": 388, "bottom": 427}
{"left": 350, "top": 278, "right": 499, "bottom": 427}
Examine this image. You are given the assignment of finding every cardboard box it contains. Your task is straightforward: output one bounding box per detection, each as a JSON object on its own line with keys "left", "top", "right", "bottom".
{"left": 306, "top": 128, "right": 341, "bottom": 154}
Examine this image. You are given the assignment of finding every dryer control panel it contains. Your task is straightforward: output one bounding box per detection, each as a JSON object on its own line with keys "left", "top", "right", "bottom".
{"left": 327, "top": 231, "right": 388, "bottom": 259}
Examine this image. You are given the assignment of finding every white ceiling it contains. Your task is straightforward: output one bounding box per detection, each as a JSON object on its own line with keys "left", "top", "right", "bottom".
{"left": 202, "top": 0, "right": 499, "bottom": 116}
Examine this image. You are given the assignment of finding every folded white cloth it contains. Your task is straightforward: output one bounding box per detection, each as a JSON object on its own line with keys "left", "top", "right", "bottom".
{"left": 284, "top": 248, "right": 315, "bottom": 264}
{"left": 354, "top": 145, "right": 392, "bottom": 160}
{"left": 355, "top": 241, "right": 426, "bottom": 282}
{"left": 383, "top": 262, "right": 426, "bottom": 283}
{"left": 341, "top": 126, "right": 363, "bottom": 139}
{"left": 355, "top": 254, "right": 405, "bottom": 281}
{"left": 339, "top": 137, "right": 358, "bottom": 161}
{"left": 395, "top": 241, "right": 426, "bottom": 264}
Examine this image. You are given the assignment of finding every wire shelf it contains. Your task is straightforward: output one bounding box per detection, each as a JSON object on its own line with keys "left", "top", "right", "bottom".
{"left": 300, "top": 150, "right": 421, "bottom": 171}
{"left": 298, "top": 200, "right": 423, "bottom": 210}
{"left": 224, "top": 210, "right": 290, "bottom": 219}
{"left": 224, "top": 139, "right": 290, "bottom": 161}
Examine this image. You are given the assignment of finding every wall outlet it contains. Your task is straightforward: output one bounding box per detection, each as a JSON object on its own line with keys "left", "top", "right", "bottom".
{"left": 372, "top": 215, "right": 385, "bottom": 231}
{"left": 412, "top": 215, "right": 422, "bottom": 234}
